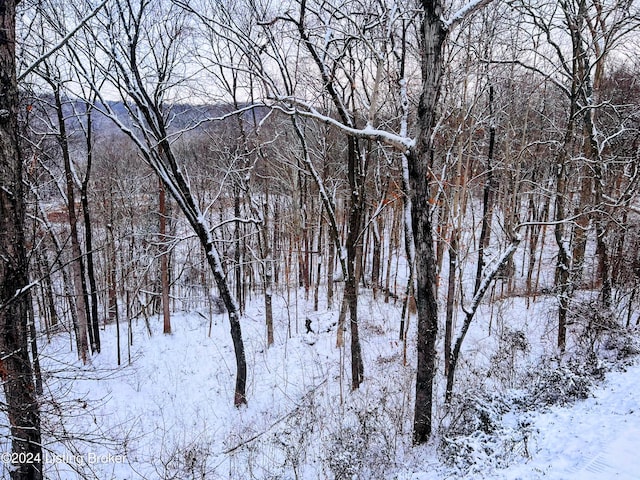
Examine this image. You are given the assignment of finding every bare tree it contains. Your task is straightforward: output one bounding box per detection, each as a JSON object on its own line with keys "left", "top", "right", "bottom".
{"left": 217, "top": 0, "right": 497, "bottom": 441}
{"left": 511, "top": 0, "right": 640, "bottom": 349}
{"left": 0, "top": 1, "right": 43, "bottom": 478}
{"left": 408, "top": 0, "right": 497, "bottom": 444}
{"left": 78, "top": 0, "right": 251, "bottom": 405}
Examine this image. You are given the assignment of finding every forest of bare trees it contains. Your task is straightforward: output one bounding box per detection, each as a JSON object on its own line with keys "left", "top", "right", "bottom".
{"left": 1, "top": 0, "right": 640, "bottom": 478}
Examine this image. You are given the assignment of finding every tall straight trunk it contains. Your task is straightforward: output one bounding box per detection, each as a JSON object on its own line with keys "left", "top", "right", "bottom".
{"left": 53, "top": 85, "right": 90, "bottom": 363}
{"left": 327, "top": 227, "right": 335, "bottom": 309}
{"left": 474, "top": 85, "right": 497, "bottom": 293}
{"left": 245, "top": 189, "right": 275, "bottom": 348}
{"left": 371, "top": 215, "right": 382, "bottom": 300}
{"left": 581, "top": 71, "right": 611, "bottom": 306}
{"left": 410, "top": 0, "right": 447, "bottom": 444}
{"left": 27, "top": 290, "right": 43, "bottom": 395}
{"left": 260, "top": 192, "right": 274, "bottom": 347}
{"left": 525, "top": 193, "right": 540, "bottom": 296}
{"left": 296, "top": 167, "right": 310, "bottom": 295}
{"left": 264, "top": 255, "right": 274, "bottom": 347}
{"left": 555, "top": 0, "right": 595, "bottom": 350}
{"left": 159, "top": 178, "right": 171, "bottom": 334}
{"left": 0, "top": 3, "right": 44, "bottom": 476}
{"left": 554, "top": 86, "right": 579, "bottom": 352}
{"left": 435, "top": 202, "right": 448, "bottom": 281}
{"left": 307, "top": 195, "right": 316, "bottom": 299}
{"left": 274, "top": 200, "right": 281, "bottom": 286}
{"left": 596, "top": 224, "right": 611, "bottom": 306}
{"left": 555, "top": 157, "right": 571, "bottom": 351}
{"left": 534, "top": 193, "right": 551, "bottom": 297}
{"left": 37, "top": 248, "right": 58, "bottom": 330}
{"left": 81, "top": 105, "right": 101, "bottom": 353}
{"left": 444, "top": 229, "right": 458, "bottom": 376}
{"left": 553, "top": 20, "right": 580, "bottom": 351}
{"left": 107, "top": 220, "right": 120, "bottom": 366}
{"left": 396, "top": 15, "right": 415, "bottom": 346}
{"left": 345, "top": 136, "right": 365, "bottom": 390}
{"left": 314, "top": 218, "right": 323, "bottom": 311}
{"left": 234, "top": 186, "right": 244, "bottom": 314}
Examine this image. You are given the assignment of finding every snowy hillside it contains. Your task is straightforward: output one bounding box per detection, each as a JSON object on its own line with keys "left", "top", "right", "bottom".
{"left": 8, "top": 290, "right": 637, "bottom": 479}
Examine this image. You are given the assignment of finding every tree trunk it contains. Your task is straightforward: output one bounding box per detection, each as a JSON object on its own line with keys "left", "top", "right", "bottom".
{"left": 345, "top": 135, "right": 365, "bottom": 390}
{"left": 262, "top": 194, "right": 275, "bottom": 347}
{"left": 475, "top": 85, "right": 497, "bottom": 293}
{"left": 159, "top": 178, "right": 171, "bottom": 334}
{"left": 444, "top": 229, "right": 458, "bottom": 376}
{"left": 314, "top": 218, "right": 323, "bottom": 311}
{"left": 107, "top": 201, "right": 121, "bottom": 366}
{"left": 555, "top": 159, "right": 570, "bottom": 352}
{"left": 371, "top": 215, "right": 382, "bottom": 300}
{"left": 0, "top": 3, "right": 44, "bottom": 476}
{"left": 81, "top": 105, "right": 101, "bottom": 353}
{"left": 234, "top": 186, "right": 245, "bottom": 314}
{"left": 54, "top": 85, "right": 90, "bottom": 363}
{"left": 525, "top": 192, "right": 541, "bottom": 296}
{"left": 154, "top": 132, "right": 248, "bottom": 405}
{"left": 327, "top": 228, "right": 335, "bottom": 309}
{"left": 37, "top": 248, "right": 58, "bottom": 331}
{"left": 410, "top": 0, "right": 447, "bottom": 444}
{"left": 445, "top": 238, "right": 521, "bottom": 401}
{"left": 27, "top": 290, "right": 43, "bottom": 395}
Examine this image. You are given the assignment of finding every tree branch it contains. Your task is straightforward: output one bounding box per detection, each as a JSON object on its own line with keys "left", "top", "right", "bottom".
{"left": 18, "top": 0, "right": 108, "bottom": 82}
{"left": 445, "top": 0, "right": 496, "bottom": 30}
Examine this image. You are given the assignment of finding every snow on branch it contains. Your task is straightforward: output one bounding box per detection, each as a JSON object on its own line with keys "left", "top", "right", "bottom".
{"left": 164, "top": 104, "right": 263, "bottom": 141}
{"left": 0, "top": 280, "right": 42, "bottom": 314}
{"left": 210, "top": 216, "right": 263, "bottom": 231}
{"left": 291, "top": 115, "right": 347, "bottom": 281}
{"left": 270, "top": 99, "right": 414, "bottom": 153}
{"left": 444, "top": 0, "right": 495, "bottom": 30}
{"left": 462, "top": 234, "right": 521, "bottom": 316}
{"left": 18, "top": 0, "right": 109, "bottom": 82}
{"left": 488, "top": 59, "right": 571, "bottom": 97}
{"left": 603, "top": 194, "right": 640, "bottom": 215}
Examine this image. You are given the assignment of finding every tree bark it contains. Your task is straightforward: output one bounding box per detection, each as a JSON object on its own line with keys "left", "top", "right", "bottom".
{"left": 444, "top": 229, "right": 458, "bottom": 376}
{"left": 81, "top": 105, "right": 101, "bottom": 352}
{"left": 409, "top": 1, "right": 447, "bottom": 443}
{"left": 371, "top": 215, "right": 382, "bottom": 300}
{"left": 107, "top": 199, "right": 121, "bottom": 366}
{"left": 0, "top": 2, "right": 44, "bottom": 476}
{"left": 159, "top": 178, "right": 171, "bottom": 334}
{"left": 53, "top": 84, "right": 90, "bottom": 363}
{"left": 261, "top": 193, "right": 274, "bottom": 347}
{"left": 344, "top": 135, "right": 366, "bottom": 390}
{"left": 234, "top": 186, "right": 245, "bottom": 314}
{"left": 475, "top": 85, "right": 497, "bottom": 293}
{"left": 327, "top": 230, "right": 335, "bottom": 309}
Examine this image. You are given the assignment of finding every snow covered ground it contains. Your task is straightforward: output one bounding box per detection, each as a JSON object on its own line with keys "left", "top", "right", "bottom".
{"left": 496, "top": 361, "right": 640, "bottom": 480}
{"left": 2, "top": 290, "right": 638, "bottom": 479}
{"left": 401, "top": 357, "right": 640, "bottom": 480}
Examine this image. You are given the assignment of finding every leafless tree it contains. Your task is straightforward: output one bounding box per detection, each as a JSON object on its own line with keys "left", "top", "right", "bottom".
{"left": 0, "top": 1, "right": 44, "bottom": 478}
{"left": 78, "top": 0, "right": 251, "bottom": 405}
